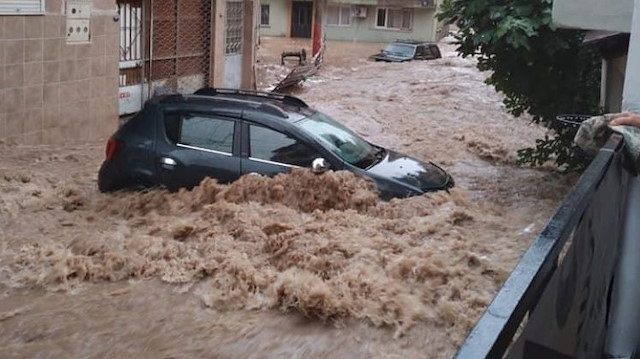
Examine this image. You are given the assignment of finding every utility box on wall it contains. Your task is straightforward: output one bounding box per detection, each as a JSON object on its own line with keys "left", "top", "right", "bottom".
{"left": 66, "top": 0, "right": 92, "bottom": 43}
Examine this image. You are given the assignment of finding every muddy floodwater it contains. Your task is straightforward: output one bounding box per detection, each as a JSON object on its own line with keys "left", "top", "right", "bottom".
{"left": 0, "top": 38, "right": 576, "bottom": 358}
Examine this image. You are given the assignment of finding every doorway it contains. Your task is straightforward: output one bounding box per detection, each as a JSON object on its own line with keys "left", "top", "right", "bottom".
{"left": 291, "top": 1, "right": 312, "bottom": 38}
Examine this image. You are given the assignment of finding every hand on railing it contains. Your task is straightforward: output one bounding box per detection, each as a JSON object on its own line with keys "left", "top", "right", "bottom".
{"left": 611, "top": 112, "right": 640, "bottom": 128}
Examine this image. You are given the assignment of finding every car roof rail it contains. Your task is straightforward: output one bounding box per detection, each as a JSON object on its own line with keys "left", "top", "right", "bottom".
{"left": 256, "top": 103, "right": 290, "bottom": 119}
{"left": 193, "top": 87, "right": 309, "bottom": 108}
{"left": 181, "top": 93, "right": 290, "bottom": 119}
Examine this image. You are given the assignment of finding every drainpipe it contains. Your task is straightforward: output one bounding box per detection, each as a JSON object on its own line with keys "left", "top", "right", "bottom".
{"left": 604, "top": 0, "right": 640, "bottom": 357}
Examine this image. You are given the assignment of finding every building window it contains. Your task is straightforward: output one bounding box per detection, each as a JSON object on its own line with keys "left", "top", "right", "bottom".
{"left": 260, "top": 4, "right": 270, "bottom": 26}
{"left": 0, "top": 0, "right": 45, "bottom": 15}
{"left": 225, "top": 0, "right": 244, "bottom": 55}
{"left": 327, "top": 5, "right": 351, "bottom": 26}
{"left": 375, "top": 8, "right": 412, "bottom": 30}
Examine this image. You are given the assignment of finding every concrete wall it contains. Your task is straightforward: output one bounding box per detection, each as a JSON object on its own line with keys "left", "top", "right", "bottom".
{"left": 260, "top": 0, "right": 288, "bottom": 37}
{"left": 1, "top": 0, "right": 119, "bottom": 145}
{"left": 552, "top": 0, "right": 634, "bottom": 32}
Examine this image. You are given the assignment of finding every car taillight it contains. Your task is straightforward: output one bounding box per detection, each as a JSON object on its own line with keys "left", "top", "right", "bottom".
{"left": 105, "top": 138, "right": 123, "bottom": 160}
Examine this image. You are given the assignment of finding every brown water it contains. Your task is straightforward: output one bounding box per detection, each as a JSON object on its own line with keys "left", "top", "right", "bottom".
{"left": 0, "top": 37, "right": 575, "bottom": 358}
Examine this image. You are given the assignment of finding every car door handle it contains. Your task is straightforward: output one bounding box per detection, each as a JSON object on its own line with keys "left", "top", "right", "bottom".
{"left": 161, "top": 157, "right": 177, "bottom": 167}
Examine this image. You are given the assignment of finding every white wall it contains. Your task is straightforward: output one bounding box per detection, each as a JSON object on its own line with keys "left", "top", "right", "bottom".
{"left": 623, "top": 0, "right": 640, "bottom": 112}
{"left": 552, "top": 0, "right": 634, "bottom": 32}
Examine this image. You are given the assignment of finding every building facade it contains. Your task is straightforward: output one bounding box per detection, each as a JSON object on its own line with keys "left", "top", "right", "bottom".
{"left": 1, "top": 0, "right": 258, "bottom": 145}
{"left": 259, "top": 0, "right": 448, "bottom": 43}
{"left": 553, "top": 0, "right": 637, "bottom": 113}
{"left": 1, "top": 0, "right": 120, "bottom": 144}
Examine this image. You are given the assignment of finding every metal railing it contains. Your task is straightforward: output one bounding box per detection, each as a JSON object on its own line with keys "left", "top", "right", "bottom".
{"left": 454, "top": 135, "right": 631, "bottom": 358}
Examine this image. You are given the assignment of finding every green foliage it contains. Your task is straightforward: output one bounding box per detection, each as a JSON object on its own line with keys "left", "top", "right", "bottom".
{"left": 438, "top": 0, "right": 602, "bottom": 171}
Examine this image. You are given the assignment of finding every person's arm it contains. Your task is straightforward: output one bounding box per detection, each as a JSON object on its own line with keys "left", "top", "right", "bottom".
{"left": 611, "top": 112, "right": 640, "bottom": 128}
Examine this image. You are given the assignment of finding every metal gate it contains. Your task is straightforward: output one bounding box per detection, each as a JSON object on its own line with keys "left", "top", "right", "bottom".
{"left": 117, "top": 0, "right": 213, "bottom": 115}
{"left": 224, "top": 0, "right": 243, "bottom": 88}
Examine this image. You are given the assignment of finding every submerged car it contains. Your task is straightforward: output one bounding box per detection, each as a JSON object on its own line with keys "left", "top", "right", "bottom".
{"left": 369, "top": 40, "right": 442, "bottom": 62}
{"left": 98, "top": 88, "right": 453, "bottom": 199}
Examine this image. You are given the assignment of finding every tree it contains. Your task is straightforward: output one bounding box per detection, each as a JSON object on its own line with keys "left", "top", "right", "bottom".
{"left": 438, "top": 0, "right": 602, "bottom": 170}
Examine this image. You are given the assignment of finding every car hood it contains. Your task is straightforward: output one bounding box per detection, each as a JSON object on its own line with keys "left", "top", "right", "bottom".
{"left": 368, "top": 53, "right": 411, "bottom": 62}
{"left": 366, "top": 150, "right": 451, "bottom": 192}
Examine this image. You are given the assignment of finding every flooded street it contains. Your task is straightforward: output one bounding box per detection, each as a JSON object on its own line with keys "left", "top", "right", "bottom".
{"left": 0, "top": 38, "right": 575, "bottom": 358}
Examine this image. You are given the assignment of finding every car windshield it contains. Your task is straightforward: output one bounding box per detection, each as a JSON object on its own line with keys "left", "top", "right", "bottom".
{"left": 384, "top": 43, "right": 415, "bottom": 57}
{"left": 298, "top": 112, "right": 380, "bottom": 169}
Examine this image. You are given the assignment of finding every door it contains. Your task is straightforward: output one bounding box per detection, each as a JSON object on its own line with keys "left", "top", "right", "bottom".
{"left": 241, "top": 123, "right": 321, "bottom": 176}
{"left": 291, "top": 1, "right": 312, "bottom": 38}
{"left": 158, "top": 112, "right": 241, "bottom": 191}
{"left": 224, "top": 0, "right": 244, "bottom": 88}
{"left": 117, "top": 0, "right": 144, "bottom": 115}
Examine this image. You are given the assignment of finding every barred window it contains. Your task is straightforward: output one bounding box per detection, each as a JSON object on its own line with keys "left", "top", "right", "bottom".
{"left": 225, "top": 0, "right": 243, "bottom": 55}
{"left": 260, "top": 4, "right": 270, "bottom": 26}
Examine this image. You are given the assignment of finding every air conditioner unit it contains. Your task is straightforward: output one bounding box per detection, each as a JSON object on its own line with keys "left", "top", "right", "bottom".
{"left": 420, "top": 0, "right": 435, "bottom": 8}
{"left": 352, "top": 6, "right": 367, "bottom": 18}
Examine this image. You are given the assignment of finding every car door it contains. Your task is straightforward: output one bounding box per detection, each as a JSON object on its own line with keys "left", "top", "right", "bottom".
{"left": 240, "top": 122, "right": 322, "bottom": 177}
{"left": 157, "top": 111, "right": 241, "bottom": 191}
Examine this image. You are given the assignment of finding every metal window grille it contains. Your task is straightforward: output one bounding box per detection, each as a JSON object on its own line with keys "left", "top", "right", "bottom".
{"left": 149, "top": 0, "right": 212, "bottom": 94}
{"left": 119, "top": 1, "right": 143, "bottom": 62}
{"left": 225, "top": 0, "right": 243, "bottom": 55}
{"left": 118, "top": 0, "right": 144, "bottom": 88}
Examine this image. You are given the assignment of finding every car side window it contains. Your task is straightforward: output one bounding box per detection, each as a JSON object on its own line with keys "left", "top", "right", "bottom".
{"left": 415, "top": 45, "right": 424, "bottom": 58}
{"left": 179, "top": 114, "right": 235, "bottom": 154}
{"left": 249, "top": 125, "right": 319, "bottom": 167}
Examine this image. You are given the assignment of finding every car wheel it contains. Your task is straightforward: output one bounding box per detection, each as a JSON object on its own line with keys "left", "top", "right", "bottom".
{"left": 129, "top": 177, "right": 155, "bottom": 191}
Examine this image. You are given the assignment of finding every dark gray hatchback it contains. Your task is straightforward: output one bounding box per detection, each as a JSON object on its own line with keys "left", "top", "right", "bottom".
{"left": 98, "top": 88, "right": 453, "bottom": 200}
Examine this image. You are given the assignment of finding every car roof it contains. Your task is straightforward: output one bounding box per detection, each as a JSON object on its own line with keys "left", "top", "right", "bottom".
{"left": 152, "top": 89, "right": 315, "bottom": 123}
{"left": 393, "top": 39, "right": 430, "bottom": 45}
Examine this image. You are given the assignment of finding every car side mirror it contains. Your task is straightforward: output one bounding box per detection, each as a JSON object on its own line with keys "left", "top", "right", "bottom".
{"left": 311, "top": 158, "right": 331, "bottom": 174}
{"left": 380, "top": 49, "right": 384, "bottom": 53}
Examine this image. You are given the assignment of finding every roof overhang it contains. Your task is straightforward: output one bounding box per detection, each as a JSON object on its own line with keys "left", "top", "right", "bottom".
{"left": 552, "top": 0, "right": 634, "bottom": 33}
{"left": 583, "top": 31, "right": 630, "bottom": 59}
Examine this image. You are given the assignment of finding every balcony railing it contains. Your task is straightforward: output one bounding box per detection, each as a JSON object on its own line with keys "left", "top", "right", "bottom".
{"left": 454, "top": 135, "right": 634, "bottom": 358}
